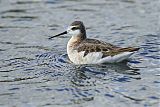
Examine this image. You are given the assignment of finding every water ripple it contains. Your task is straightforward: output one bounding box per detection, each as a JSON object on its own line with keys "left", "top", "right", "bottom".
{"left": 0, "top": 0, "right": 159, "bottom": 106}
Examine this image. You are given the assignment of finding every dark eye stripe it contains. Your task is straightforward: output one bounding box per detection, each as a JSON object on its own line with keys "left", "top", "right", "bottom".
{"left": 71, "top": 27, "right": 79, "bottom": 30}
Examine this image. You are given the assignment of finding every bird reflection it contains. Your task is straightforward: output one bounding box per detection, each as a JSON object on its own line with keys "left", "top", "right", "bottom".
{"left": 70, "top": 61, "right": 141, "bottom": 86}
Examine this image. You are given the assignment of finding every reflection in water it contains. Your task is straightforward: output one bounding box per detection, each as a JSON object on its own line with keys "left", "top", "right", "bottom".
{"left": 71, "top": 62, "right": 140, "bottom": 87}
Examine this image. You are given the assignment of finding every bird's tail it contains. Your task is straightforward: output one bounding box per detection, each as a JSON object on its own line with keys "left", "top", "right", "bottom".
{"left": 117, "top": 47, "right": 140, "bottom": 52}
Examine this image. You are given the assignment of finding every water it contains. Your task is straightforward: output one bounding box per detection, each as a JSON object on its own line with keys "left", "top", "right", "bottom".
{"left": 0, "top": 0, "right": 159, "bottom": 107}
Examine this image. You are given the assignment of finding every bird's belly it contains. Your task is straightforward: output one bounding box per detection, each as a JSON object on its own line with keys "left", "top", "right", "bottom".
{"left": 67, "top": 50, "right": 103, "bottom": 64}
{"left": 67, "top": 49, "right": 134, "bottom": 64}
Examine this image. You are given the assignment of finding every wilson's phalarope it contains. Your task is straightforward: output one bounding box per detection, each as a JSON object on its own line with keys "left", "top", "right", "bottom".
{"left": 49, "top": 21, "right": 139, "bottom": 64}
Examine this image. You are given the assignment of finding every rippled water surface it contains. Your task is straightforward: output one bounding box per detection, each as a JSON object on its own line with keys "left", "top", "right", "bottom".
{"left": 0, "top": 0, "right": 160, "bottom": 107}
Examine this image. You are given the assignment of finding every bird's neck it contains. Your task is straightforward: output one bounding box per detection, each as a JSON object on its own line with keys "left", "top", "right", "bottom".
{"left": 67, "top": 34, "right": 86, "bottom": 48}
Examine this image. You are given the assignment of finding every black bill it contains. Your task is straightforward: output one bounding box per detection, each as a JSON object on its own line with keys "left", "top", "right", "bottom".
{"left": 48, "top": 31, "right": 67, "bottom": 39}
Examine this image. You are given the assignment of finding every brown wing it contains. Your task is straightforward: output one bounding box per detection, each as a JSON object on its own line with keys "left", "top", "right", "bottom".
{"left": 102, "top": 47, "right": 140, "bottom": 58}
{"left": 75, "top": 39, "right": 119, "bottom": 57}
{"left": 83, "top": 39, "right": 119, "bottom": 48}
{"left": 75, "top": 39, "right": 139, "bottom": 58}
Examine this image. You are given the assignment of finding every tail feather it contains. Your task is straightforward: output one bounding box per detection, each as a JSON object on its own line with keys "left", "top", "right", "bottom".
{"left": 102, "top": 47, "right": 140, "bottom": 58}
{"left": 117, "top": 47, "right": 140, "bottom": 52}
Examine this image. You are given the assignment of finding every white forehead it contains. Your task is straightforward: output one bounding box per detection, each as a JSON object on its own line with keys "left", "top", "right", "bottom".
{"left": 67, "top": 26, "right": 80, "bottom": 36}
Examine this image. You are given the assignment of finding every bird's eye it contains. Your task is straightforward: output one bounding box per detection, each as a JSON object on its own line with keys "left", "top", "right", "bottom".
{"left": 71, "top": 27, "right": 79, "bottom": 30}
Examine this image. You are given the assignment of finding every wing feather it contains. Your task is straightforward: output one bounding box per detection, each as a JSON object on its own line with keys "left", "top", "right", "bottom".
{"left": 74, "top": 39, "right": 139, "bottom": 58}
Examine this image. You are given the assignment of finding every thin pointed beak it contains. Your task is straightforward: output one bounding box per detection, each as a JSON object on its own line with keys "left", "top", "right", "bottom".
{"left": 48, "top": 31, "right": 67, "bottom": 39}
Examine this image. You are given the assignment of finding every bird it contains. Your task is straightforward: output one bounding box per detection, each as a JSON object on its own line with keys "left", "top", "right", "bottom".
{"left": 49, "top": 21, "right": 139, "bottom": 64}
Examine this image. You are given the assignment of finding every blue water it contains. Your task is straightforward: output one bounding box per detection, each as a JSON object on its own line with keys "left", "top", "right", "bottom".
{"left": 0, "top": 0, "right": 159, "bottom": 107}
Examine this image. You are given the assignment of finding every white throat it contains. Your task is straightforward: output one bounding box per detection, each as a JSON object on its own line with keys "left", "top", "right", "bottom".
{"left": 67, "top": 27, "right": 80, "bottom": 37}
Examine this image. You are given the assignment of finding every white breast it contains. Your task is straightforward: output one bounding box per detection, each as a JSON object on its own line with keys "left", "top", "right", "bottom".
{"left": 67, "top": 48, "right": 103, "bottom": 64}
